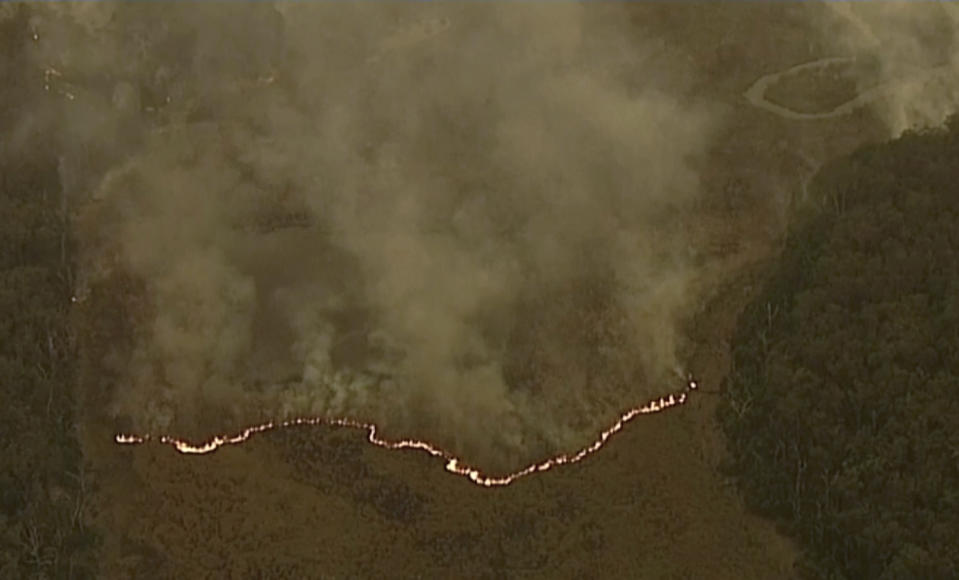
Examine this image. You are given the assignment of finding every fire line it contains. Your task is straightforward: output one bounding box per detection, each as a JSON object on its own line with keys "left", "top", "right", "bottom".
{"left": 115, "top": 379, "right": 699, "bottom": 487}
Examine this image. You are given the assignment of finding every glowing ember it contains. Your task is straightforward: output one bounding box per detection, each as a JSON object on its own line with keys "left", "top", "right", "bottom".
{"left": 115, "top": 379, "right": 700, "bottom": 487}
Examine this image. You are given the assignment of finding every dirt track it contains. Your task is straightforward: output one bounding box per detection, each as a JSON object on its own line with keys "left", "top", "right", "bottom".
{"left": 745, "top": 55, "right": 953, "bottom": 120}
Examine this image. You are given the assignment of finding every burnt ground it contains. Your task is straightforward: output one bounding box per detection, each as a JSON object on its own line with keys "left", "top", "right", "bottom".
{"left": 74, "top": 4, "right": 893, "bottom": 578}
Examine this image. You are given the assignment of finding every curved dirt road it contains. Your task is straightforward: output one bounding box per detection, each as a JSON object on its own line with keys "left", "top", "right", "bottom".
{"left": 744, "top": 56, "right": 951, "bottom": 120}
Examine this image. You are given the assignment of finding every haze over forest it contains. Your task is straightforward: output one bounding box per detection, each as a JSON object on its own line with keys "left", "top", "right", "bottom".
{"left": 18, "top": 1, "right": 956, "bottom": 472}
{"left": 3, "top": 2, "right": 959, "bottom": 578}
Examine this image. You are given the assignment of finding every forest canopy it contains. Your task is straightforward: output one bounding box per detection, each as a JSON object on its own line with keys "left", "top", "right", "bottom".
{"left": 719, "top": 115, "right": 959, "bottom": 579}
{"left": 0, "top": 7, "right": 96, "bottom": 578}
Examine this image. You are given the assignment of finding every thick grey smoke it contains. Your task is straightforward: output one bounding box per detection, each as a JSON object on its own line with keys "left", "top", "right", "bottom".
{"left": 24, "top": 3, "right": 716, "bottom": 470}
{"left": 822, "top": 1, "right": 959, "bottom": 135}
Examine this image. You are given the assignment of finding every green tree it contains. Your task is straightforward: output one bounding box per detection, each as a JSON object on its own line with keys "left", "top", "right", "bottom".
{"left": 719, "top": 116, "right": 959, "bottom": 579}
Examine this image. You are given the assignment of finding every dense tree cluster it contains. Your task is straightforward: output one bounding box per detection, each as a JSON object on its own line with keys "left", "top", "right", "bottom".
{"left": 719, "top": 116, "right": 959, "bottom": 579}
{"left": 0, "top": 7, "right": 97, "bottom": 578}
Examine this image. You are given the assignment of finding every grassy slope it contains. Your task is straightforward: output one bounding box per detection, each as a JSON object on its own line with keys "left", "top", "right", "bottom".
{"left": 74, "top": 4, "right": 895, "bottom": 578}
{"left": 78, "top": 254, "right": 794, "bottom": 580}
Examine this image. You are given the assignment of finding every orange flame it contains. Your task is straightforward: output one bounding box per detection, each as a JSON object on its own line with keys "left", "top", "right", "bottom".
{"left": 115, "top": 380, "right": 698, "bottom": 487}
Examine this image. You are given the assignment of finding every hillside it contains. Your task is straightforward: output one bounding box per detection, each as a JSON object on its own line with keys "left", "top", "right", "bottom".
{"left": 720, "top": 116, "right": 959, "bottom": 579}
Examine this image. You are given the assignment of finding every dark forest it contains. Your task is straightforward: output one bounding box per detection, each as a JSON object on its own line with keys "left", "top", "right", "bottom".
{"left": 720, "top": 116, "right": 959, "bottom": 579}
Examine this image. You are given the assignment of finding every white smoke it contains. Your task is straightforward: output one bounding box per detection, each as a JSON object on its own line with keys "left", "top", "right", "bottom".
{"left": 22, "top": 3, "right": 719, "bottom": 471}
{"left": 821, "top": 1, "right": 959, "bottom": 136}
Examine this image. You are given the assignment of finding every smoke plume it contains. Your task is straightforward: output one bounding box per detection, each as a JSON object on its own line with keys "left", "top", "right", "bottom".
{"left": 21, "top": 3, "right": 717, "bottom": 471}
{"left": 821, "top": 1, "right": 959, "bottom": 136}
